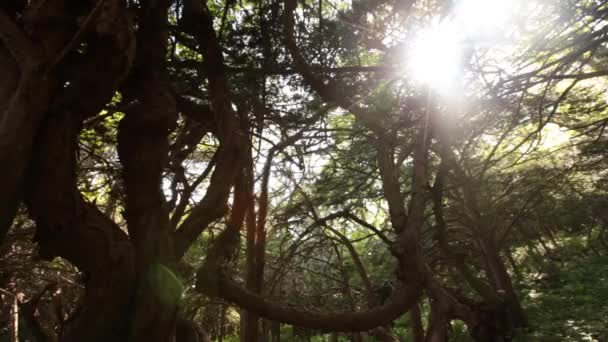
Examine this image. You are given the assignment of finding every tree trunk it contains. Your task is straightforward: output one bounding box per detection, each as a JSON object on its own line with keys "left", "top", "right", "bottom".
{"left": 410, "top": 303, "right": 425, "bottom": 342}
{"left": 25, "top": 109, "right": 135, "bottom": 342}
{"left": 117, "top": 0, "right": 182, "bottom": 340}
{"left": 242, "top": 189, "right": 260, "bottom": 342}
{"left": 3, "top": 2, "right": 156, "bottom": 341}
{"left": 0, "top": 3, "right": 61, "bottom": 242}
{"left": 243, "top": 144, "right": 267, "bottom": 342}
{"left": 176, "top": 317, "right": 202, "bottom": 342}
{"left": 10, "top": 294, "right": 18, "bottom": 342}
{"left": 219, "top": 305, "right": 227, "bottom": 342}
{"left": 270, "top": 321, "right": 281, "bottom": 342}
{"left": 480, "top": 236, "right": 528, "bottom": 330}
{"left": 425, "top": 302, "right": 448, "bottom": 342}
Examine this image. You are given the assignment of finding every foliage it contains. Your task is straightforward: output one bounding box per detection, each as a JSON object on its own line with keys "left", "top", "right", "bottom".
{"left": 1, "top": 0, "right": 608, "bottom": 341}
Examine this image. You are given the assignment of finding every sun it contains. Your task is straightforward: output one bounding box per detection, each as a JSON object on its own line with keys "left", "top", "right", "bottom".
{"left": 404, "top": 0, "right": 524, "bottom": 92}
{"left": 407, "top": 20, "right": 464, "bottom": 91}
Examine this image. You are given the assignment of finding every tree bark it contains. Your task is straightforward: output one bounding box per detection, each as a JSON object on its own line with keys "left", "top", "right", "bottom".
{"left": 0, "top": 13, "right": 52, "bottom": 241}
{"left": 425, "top": 302, "right": 448, "bottom": 342}
{"left": 242, "top": 148, "right": 260, "bottom": 342}
{"left": 25, "top": 109, "right": 135, "bottom": 342}
{"left": 271, "top": 321, "right": 281, "bottom": 342}
{"left": 410, "top": 303, "right": 425, "bottom": 342}
{"left": 15, "top": 1, "right": 139, "bottom": 340}
{"left": 118, "top": 0, "right": 180, "bottom": 340}
{"left": 479, "top": 236, "right": 528, "bottom": 330}
{"left": 11, "top": 294, "right": 18, "bottom": 342}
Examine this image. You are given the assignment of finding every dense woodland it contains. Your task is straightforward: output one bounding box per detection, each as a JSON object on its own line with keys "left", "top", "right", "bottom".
{"left": 1, "top": 0, "right": 607, "bottom": 341}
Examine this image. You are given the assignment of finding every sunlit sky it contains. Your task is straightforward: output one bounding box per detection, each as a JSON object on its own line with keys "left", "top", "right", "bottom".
{"left": 159, "top": 0, "right": 572, "bottom": 201}
{"left": 405, "top": 0, "right": 529, "bottom": 92}
{"left": 403, "top": 0, "right": 573, "bottom": 151}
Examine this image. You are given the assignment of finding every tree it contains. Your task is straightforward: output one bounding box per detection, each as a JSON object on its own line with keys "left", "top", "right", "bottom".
{"left": 1, "top": 0, "right": 607, "bottom": 341}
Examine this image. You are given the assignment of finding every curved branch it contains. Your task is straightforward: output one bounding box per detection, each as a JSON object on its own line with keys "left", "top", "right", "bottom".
{"left": 207, "top": 276, "right": 421, "bottom": 332}
{"left": 174, "top": 0, "right": 247, "bottom": 258}
{"left": 344, "top": 212, "right": 393, "bottom": 246}
{"left": 25, "top": 109, "right": 134, "bottom": 342}
{"left": 282, "top": 0, "right": 385, "bottom": 134}
{"left": 323, "top": 225, "right": 373, "bottom": 295}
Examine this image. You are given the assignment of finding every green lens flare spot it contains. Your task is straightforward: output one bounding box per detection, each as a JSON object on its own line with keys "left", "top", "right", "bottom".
{"left": 148, "top": 263, "right": 184, "bottom": 306}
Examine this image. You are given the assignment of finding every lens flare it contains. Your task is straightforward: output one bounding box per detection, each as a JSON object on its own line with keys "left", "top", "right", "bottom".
{"left": 407, "top": 19, "right": 464, "bottom": 91}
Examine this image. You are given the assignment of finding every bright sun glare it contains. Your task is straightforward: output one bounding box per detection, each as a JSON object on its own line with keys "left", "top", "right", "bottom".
{"left": 409, "top": 20, "right": 463, "bottom": 90}
{"left": 406, "top": 0, "right": 521, "bottom": 91}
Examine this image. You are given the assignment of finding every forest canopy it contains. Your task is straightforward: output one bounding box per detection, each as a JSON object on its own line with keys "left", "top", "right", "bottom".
{"left": 1, "top": 0, "right": 607, "bottom": 341}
